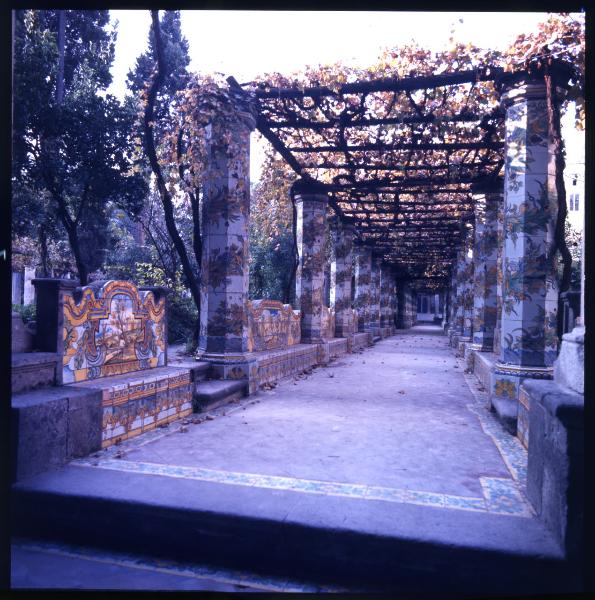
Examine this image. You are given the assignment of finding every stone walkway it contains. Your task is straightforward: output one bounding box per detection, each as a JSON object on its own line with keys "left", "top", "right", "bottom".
{"left": 73, "top": 325, "right": 531, "bottom": 518}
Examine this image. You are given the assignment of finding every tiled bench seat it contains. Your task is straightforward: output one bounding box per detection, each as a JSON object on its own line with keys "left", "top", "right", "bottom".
{"left": 69, "top": 366, "right": 193, "bottom": 448}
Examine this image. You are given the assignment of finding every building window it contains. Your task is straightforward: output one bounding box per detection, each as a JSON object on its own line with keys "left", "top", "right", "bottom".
{"left": 569, "top": 193, "right": 580, "bottom": 211}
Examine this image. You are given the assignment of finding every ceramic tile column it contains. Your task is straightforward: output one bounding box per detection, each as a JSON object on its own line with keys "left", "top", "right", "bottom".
{"left": 354, "top": 244, "right": 372, "bottom": 332}
{"left": 460, "top": 231, "right": 475, "bottom": 342}
{"left": 295, "top": 187, "right": 329, "bottom": 344}
{"left": 331, "top": 221, "right": 355, "bottom": 338}
{"left": 197, "top": 106, "right": 258, "bottom": 391}
{"left": 470, "top": 184, "right": 502, "bottom": 352}
{"left": 396, "top": 281, "right": 414, "bottom": 329}
{"left": 493, "top": 197, "right": 505, "bottom": 356}
{"left": 369, "top": 256, "right": 382, "bottom": 331}
{"left": 380, "top": 264, "right": 392, "bottom": 329}
{"left": 491, "top": 73, "right": 568, "bottom": 410}
{"left": 451, "top": 249, "right": 466, "bottom": 342}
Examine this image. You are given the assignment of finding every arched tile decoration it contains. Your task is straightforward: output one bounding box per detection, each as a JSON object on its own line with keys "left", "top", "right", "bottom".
{"left": 62, "top": 281, "right": 166, "bottom": 384}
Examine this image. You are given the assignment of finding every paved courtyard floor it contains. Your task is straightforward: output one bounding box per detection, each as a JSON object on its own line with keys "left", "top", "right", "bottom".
{"left": 72, "top": 325, "right": 531, "bottom": 518}
{"left": 13, "top": 326, "right": 547, "bottom": 592}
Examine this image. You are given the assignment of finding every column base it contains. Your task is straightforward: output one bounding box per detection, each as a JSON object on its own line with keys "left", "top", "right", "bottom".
{"left": 196, "top": 352, "right": 259, "bottom": 395}
{"left": 490, "top": 362, "right": 554, "bottom": 436}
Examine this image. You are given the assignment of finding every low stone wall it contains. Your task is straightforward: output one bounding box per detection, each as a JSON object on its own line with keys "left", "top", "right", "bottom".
{"left": 321, "top": 306, "right": 336, "bottom": 340}
{"left": 246, "top": 299, "right": 301, "bottom": 352}
{"left": 326, "top": 338, "right": 348, "bottom": 360}
{"left": 255, "top": 344, "right": 319, "bottom": 387}
{"left": 473, "top": 351, "right": 496, "bottom": 393}
{"left": 352, "top": 332, "right": 372, "bottom": 351}
{"left": 523, "top": 378, "right": 584, "bottom": 560}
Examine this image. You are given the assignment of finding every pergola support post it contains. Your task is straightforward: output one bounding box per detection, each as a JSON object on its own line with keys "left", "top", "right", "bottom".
{"left": 197, "top": 108, "right": 259, "bottom": 393}
{"left": 493, "top": 196, "right": 506, "bottom": 357}
{"left": 354, "top": 245, "right": 373, "bottom": 343}
{"left": 490, "top": 76, "right": 567, "bottom": 435}
{"left": 295, "top": 188, "right": 329, "bottom": 346}
{"left": 369, "top": 256, "right": 382, "bottom": 336}
{"left": 469, "top": 184, "right": 502, "bottom": 353}
{"left": 331, "top": 221, "right": 355, "bottom": 343}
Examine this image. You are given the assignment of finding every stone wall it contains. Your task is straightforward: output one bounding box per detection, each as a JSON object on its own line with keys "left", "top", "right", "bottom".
{"left": 246, "top": 299, "right": 301, "bottom": 352}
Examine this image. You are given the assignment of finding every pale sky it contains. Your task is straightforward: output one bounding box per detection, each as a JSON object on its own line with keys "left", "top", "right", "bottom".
{"left": 107, "top": 10, "right": 583, "bottom": 183}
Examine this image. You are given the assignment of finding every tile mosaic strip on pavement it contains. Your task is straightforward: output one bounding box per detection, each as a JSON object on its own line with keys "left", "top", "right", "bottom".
{"left": 71, "top": 456, "right": 531, "bottom": 518}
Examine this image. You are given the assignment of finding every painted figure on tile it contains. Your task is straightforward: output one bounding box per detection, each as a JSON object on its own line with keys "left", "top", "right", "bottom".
{"left": 62, "top": 281, "right": 166, "bottom": 384}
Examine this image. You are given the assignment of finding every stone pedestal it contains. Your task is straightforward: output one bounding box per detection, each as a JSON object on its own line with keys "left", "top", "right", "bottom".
{"left": 553, "top": 326, "right": 584, "bottom": 395}
{"left": 295, "top": 189, "right": 329, "bottom": 344}
{"left": 32, "top": 278, "right": 80, "bottom": 354}
{"left": 330, "top": 222, "right": 354, "bottom": 338}
{"left": 490, "top": 76, "right": 567, "bottom": 412}
{"left": 354, "top": 245, "right": 372, "bottom": 332}
{"left": 196, "top": 109, "right": 258, "bottom": 392}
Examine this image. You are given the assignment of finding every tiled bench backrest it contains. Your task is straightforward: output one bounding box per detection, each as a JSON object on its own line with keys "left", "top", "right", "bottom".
{"left": 62, "top": 280, "right": 167, "bottom": 383}
{"left": 246, "top": 299, "right": 301, "bottom": 352}
{"left": 32, "top": 279, "right": 167, "bottom": 385}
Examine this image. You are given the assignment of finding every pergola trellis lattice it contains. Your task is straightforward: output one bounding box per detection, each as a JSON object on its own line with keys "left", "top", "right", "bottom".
{"left": 240, "top": 67, "right": 509, "bottom": 289}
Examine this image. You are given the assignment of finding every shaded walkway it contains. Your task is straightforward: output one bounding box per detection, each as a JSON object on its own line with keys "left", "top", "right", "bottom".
{"left": 14, "top": 328, "right": 573, "bottom": 594}
{"left": 95, "top": 325, "right": 525, "bottom": 514}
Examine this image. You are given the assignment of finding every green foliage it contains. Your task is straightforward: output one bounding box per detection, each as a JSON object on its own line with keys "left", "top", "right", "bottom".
{"left": 134, "top": 262, "right": 198, "bottom": 346}
{"left": 249, "top": 229, "right": 295, "bottom": 302}
{"left": 13, "top": 303, "right": 36, "bottom": 324}
{"left": 12, "top": 9, "right": 148, "bottom": 284}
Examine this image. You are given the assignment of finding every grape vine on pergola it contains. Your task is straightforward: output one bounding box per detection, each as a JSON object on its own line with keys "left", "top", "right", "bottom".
{"left": 237, "top": 61, "right": 571, "bottom": 292}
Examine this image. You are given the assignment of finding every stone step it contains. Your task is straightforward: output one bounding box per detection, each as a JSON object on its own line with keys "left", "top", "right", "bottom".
{"left": 11, "top": 353, "right": 59, "bottom": 394}
{"left": 372, "top": 336, "right": 382, "bottom": 343}
{"left": 194, "top": 379, "right": 248, "bottom": 412}
{"left": 11, "top": 465, "right": 578, "bottom": 595}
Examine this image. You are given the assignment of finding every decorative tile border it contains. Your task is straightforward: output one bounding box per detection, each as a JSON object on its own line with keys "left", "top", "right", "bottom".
{"left": 71, "top": 457, "right": 531, "bottom": 518}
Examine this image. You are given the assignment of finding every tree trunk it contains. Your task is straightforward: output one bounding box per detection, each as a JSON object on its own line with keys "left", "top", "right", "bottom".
{"left": 143, "top": 11, "right": 201, "bottom": 314}
{"left": 65, "top": 223, "right": 88, "bottom": 285}
{"left": 39, "top": 223, "right": 50, "bottom": 276}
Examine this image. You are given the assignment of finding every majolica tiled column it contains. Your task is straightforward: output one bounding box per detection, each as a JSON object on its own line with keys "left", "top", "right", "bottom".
{"left": 380, "top": 264, "right": 393, "bottom": 329}
{"left": 369, "top": 256, "right": 382, "bottom": 331}
{"left": 470, "top": 185, "right": 501, "bottom": 352}
{"left": 446, "top": 267, "right": 457, "bottom": 337}
{"left": 491, "top": 74, "right": 567, "bottom": 411}
{"left": 493, "top": 196, "right": 505, "bottom": 356}
{"left": 295, "top": 188, "right": 328, "bottom": 344}
{"left": 389, "top": 275, "right": 397, "bottom": 331}
{"left": 330, "top": 221, "right": 354, "bottom": 338}
{"left": 451, "top": 249, "right": 466, "bottom": 342}
{"left": 460, "top": 232, "right": 475, "bottom": 342}
{"left": 198, "top": 108, "right": 258, "bottom": 390}
{"left": 354, "top": 244, "right": 372, "bottom": 332}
